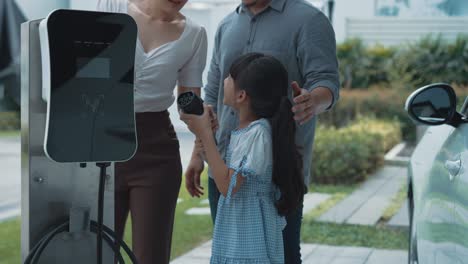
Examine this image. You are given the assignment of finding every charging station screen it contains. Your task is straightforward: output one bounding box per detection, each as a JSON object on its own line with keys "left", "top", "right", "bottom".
{"left": 76, "top": 57, "right": 110, "bottom": 79}
{"left": 44, "top": 10, "right": 138, "bottom": 163}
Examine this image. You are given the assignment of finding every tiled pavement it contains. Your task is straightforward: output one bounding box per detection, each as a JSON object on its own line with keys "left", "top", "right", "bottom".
{"left": 318, "top": 166, "right": 408, "bottom": 227}
{"left": 2, "top": 134, "right": 409, "bottom": 263}
{"left": 172, "top": 165, "right": 410, "bottom": 264}
{"left": 170, "top": 240, "right": 408, "bottom": 264}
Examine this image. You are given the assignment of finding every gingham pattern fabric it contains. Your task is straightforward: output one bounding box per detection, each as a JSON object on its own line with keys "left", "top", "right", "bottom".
{"left": 211, "top": 119, "right": 287, "bottom": 264}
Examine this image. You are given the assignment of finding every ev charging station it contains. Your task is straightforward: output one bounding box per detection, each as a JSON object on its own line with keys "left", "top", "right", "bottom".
{"left": 21, "top": 9, "right": 138, "bottom": 263}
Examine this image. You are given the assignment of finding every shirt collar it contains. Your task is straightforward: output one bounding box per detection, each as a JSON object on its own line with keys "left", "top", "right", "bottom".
{"left": 236, "top": 0, "right": 286, "bottom": 14}
{"left": 269, "top": 0, "right": 287, "bottom": 12}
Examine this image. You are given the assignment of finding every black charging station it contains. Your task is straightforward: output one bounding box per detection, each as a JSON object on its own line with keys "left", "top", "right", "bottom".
{"left": 22, "top": 9, "right": 139, "bottom": 264}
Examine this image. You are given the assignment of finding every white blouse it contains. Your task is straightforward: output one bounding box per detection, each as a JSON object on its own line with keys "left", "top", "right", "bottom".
{"left": 96, "top": 0, "right": 207, "bottom": 112}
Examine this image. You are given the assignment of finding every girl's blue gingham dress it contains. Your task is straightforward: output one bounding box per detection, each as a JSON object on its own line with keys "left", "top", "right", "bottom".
{"left": 210, "top": 118, "right": 287, "bottom": 264}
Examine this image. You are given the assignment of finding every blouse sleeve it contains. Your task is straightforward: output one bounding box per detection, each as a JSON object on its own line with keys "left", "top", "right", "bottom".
{"left": 225, "top": 125, "right": 272, "bottom": 203}
{"left": 177, "top": 27, "right": 208, "bottom": 88}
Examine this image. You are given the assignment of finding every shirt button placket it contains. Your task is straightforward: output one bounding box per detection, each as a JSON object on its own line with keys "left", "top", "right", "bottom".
{"left": 246, "top": 17, "right": 257, "bottom": 51}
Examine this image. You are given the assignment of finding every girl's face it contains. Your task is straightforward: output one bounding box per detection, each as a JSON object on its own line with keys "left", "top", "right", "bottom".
{"left": 223, "top": 75, "right": 240, "bottom": 108}
{"left": 156, "top": 0, "right": 188, "bottom": 13}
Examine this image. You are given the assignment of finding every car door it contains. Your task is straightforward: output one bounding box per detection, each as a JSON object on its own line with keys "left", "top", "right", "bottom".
{"left": 412, "top": 124, "right": 457, "bottom": 264}
{"left": 451, "top": 124, "right": 468, "bottom": 264}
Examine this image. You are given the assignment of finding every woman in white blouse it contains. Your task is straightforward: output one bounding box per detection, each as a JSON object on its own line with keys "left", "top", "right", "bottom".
{"left": 96, "top": 1, "right": 207, "bottom": 263}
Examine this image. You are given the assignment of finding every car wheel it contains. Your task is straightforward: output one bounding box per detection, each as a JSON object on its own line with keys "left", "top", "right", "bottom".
{"left": 408, "top": 185, "right": 418, "bottom": 264}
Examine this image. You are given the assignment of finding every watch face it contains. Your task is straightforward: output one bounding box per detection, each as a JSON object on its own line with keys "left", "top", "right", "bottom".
{"left": 44, "top": 10, "right": 138, "bottom": 163}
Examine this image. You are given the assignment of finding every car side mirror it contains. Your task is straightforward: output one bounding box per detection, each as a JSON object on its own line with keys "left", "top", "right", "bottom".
{"left": 405, "top": 83, "right": 465, "bottom": 127}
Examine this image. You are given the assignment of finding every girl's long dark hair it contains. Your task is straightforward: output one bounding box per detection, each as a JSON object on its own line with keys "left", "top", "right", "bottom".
{"left": 229, "top": 53, "right": 306, "bottom": 216}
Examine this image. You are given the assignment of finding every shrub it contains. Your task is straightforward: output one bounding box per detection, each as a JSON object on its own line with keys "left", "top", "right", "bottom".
{"left": 348, "top": 118, "right": 401, "bottom": 153}
{"left": 311, "top": 119, "right": 401, "bottom": 185}
{"left": 338, "top": 39, "right": 395, "bottom": 89}
{"left": 338, "top": 35, "right": 468, "bottom": 89}
{"left": 0, "top": 111, "right": 20, "bottom": 131}
{"left": 319, "top": 89, "right": 415, "bottom": 141}
{"left": 389, "top": 35, "right": 468, "bottom": 88}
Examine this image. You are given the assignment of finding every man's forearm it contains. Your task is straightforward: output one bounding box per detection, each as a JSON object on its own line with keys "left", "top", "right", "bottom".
{"left": 309, "top": 86, "right": 334, "bottom": 114}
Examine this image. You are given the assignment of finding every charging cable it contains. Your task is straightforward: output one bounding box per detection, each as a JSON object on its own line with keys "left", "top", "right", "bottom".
{"left": 23, "top": 163, "right": 138, "bottom": 264}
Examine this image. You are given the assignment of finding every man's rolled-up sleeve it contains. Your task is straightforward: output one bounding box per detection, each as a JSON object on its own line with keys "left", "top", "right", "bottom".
{"left": 296, "top": 12, "right": 340, "bottom": 110}
{"left": 203, "top": 25, "right": 223, "bottom": 113}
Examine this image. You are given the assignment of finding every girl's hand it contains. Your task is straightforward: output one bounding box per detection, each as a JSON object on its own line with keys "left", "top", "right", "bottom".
{"left": 180, "top": 105, "right": 213, "bottom": 138}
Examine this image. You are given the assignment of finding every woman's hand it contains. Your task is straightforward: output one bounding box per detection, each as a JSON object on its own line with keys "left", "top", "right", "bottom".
{"left": 180, "top": 105, "right": 215, "bottom": 138}
{"left": 185, "top": 154, "right": 205, "bottom": 198}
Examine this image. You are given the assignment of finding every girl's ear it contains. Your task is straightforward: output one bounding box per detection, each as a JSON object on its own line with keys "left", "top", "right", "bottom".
{"left": 236, "top": 90, "right": 248, "bottom": 104}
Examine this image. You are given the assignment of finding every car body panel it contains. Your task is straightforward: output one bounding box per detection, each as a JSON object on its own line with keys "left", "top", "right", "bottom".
{"left": 410, "top": 124, "right": 459, "bottom": 264}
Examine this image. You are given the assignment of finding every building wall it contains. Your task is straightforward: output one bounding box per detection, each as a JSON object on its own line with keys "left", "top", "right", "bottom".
{"left": 346, "top": 17, "right": 468, "bottom": 46}
{"left": 333, "top": 0, "right": 375, "bottom": 43}
{"left": 334, "top": 0, "right": 468, "bottom": 44}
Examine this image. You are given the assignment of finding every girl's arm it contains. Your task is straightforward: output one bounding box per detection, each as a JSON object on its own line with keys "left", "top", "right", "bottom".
{"left": 180, "top": 106, "right": 243, "bottom": 197}
{"left": 199, "top": 131, "right": 244, "bottom": 197}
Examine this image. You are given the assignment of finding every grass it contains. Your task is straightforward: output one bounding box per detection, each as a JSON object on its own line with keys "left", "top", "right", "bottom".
{"left": 309, "top": 184, "right": 357, "bottom": 195}
{"left": 380, "top": 182, "right": 408, "bottom": 223}
{"left": 120, "top": 170, "right": 213, "bottom": 261}
{"left": 0, "top": 171, "right": 212, "bottom": 264}
{"left": 0, "top": 130, "right": 19, "bottom": 138}
{"left": 306, "top": 184, "right": 357, "bottom": 219}
{"left": 301, "top": 220, "right": 408, "bottom": 250}
{"left": 0, "top": 174, "right": 409, "bottom": 263}
{"left": 301, "top": 181, "right": 409, "bottom": 251}
{"left": 0, "top": 218, "right": 20, "bottom": 264}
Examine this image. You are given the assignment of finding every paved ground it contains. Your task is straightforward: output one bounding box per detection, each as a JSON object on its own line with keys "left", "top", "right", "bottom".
{"left": 171, "top": 240, "right": 408, "bottom": 264}
{"left": 173, "top": 165, "right": 410, "bottom": 264}
{"left": 2, "top": 134, "right": 410, "bottom": 263}
{"left": 388, "top": 199, "right": 409, "bottom": 228}
{"left": 1, "top": 132, "right": 409, "bottom": 228}
{"left": 0, "top": 132, "right": 196, "bottom": 223}
{"left": 319, "top": 166, "right": 408, "bottom": 227}
{"left": 185, "top": 192, "right": 332, "bottom": 216}
{"left": 0, "top": 135, "right": 21, "bottom": 222}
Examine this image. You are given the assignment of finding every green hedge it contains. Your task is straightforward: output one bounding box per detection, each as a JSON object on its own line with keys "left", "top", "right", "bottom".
{"left": 389, "top": 36, "right": 468, "bottom": 89}
{"left": 319, "top": 89, "right": 415, "bottom": 141}
{"left": 347, "top": 118, "right": 401, "bottom": 153}
{"left": 338, "top": 39, "right": 395, "bottom": 89}
{"left": 0, "top": 111, "right": 20, "bottom": 131}
{"left": 338, "top": 35, "right": 468, "bottom": 89}
{"left": 319, "top": 86, "right": 468, "bottom": 142}
{"left": 312, "top": 118, "right": 401, "bottom": 185}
